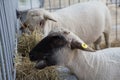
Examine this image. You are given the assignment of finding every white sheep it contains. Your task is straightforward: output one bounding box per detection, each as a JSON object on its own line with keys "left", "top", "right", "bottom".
{"left": 29, "top": 29, "right": 120, "bottom": 80}
{"left": 22, "top": 1, "right": 112, "bottom": 49}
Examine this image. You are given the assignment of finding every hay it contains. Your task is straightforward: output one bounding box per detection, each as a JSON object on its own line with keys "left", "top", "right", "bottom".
{"left": 16, "top": 30, "right": 60, "bottom": 80}
{"left": 17, "top": 30, "right": 43, "bottom": 57}
{"left": 16, "top": 57, "right": 59, "bottom": 80}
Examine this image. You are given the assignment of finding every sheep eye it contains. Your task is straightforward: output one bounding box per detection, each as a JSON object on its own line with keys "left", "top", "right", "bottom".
{"left": 40, "top": 21, "right": 42, "bottom": 26}
{"left": 40, "top": 20, "right": 45, "bottom": 27}
{"left": 43, "top": 56, "right": 47, "bottom": 59}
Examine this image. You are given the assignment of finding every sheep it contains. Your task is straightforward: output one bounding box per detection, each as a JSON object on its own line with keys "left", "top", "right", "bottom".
{"left": 21, "top": 1, "right": 112, "bottom": 49}
{"left": 29, "top": 29, "right": 120, "bottom": 80}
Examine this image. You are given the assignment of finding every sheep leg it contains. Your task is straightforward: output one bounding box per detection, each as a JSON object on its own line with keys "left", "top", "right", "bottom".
{"left": 94, "top": 36, "right": 102, "bottom": 50}
{"left": 103, "top": 32, "right": 111, "bottom": 48}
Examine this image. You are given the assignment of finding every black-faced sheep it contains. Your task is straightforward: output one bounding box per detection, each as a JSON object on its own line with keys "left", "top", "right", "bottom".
{"left": 29, "top": 29, "right": 120, "bottom": 80}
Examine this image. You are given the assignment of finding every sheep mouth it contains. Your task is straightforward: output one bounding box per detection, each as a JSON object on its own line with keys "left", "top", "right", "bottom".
{"left": 35, "top": 60, "right": 47, "bottom": 69}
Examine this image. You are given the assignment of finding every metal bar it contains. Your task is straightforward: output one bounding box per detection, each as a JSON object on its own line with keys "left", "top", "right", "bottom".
{"left": 4, "top": 0, "right": 13, "bottom": 76}
{"left": 0, "top": 2, "right": 11, "bottom": 80}
{"left": 13, "top": 1, "right": 18, "bottom": 80}
{"left": 0, "top": 15, "right": 9, "bottom": 80}
{"left": 59, "top": 0, "right": 62, "bottom": 9}
{"left": 106, "top": 0, "right": 108, "bottom": 5}
{"left": 0, "top": 20, "right": 6, "bottom": 80}
{"left": 116, "top": 0, "right": 118, "bottom": 40}
{"left": 49, "top": 0, "right": 52, "bottom": 12}
{"left": 0, "top": 2, "right": 7, "bottom": 80}
{"left": 0, "top": 40, "right": 6, "bottom": 80}
{"left": 39, "top": 0, "right": 44, "bottom": 8}
{"left": 8, "top": 0, "right": 17, "bottom": 78}
{"left": 2, "top": 1, "right": 13, "bottom": 80}
{"left": 0, "top": 0, "right": 17, "bottom": 80}
{"left": 0, "top": 69, "right": 3, "bottom": 80}
{"left": 119, "top": 0, "right": 120, "bottom": 7}
{"left": 30, "top": 0, "right": 32, "bottom": 9}
{"left": 1, "top": 13, "right": 11, "bottom": 80}
{"left": 69, "top": 0, "right": 71, "bottom": 6}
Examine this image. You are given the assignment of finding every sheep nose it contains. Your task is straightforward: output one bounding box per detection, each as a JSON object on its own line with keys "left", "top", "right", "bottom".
{"left": 35, "top": 60, "right": 47, "bottom": 69}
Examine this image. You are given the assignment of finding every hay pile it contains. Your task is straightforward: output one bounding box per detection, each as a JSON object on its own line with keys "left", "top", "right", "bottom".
{"left": 16, "top": 59, "right": 59, "bottom": 80}
{"left": 16, "top": 31, "right": 60, "bottom": 80}
{"left": 17, "top": 31, "right": 42, "bottom": 57}
{"left": 16, "top": 57, "right": 76, "bottom": 80}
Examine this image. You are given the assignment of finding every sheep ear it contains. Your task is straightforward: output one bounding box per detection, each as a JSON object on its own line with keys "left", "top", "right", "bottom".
{"left": 71, "top": 40, "right": 95, "bottom": 52}
{"left": 44, "top": 11, "right": 57, "bottom": 22}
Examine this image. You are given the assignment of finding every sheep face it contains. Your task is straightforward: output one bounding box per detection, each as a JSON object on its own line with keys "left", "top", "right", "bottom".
{"left": 20, "top": 9, "right": 56, "bottom": 34}
{"left": 29, "top": 30, "right": 94, "bottom": 69}
{"left": 20, "top": 9, "right": 44, "bottom": 34}
{"left": 29, "top": 32, "right": 68, "bottom": 69}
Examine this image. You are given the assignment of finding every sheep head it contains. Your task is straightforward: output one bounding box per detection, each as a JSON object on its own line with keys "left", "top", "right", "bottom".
{"left": 20, "top": 9, "right": 57, "bottom": 34}
{"left": 29, "top": 29, "right": 95, "bottom": 69}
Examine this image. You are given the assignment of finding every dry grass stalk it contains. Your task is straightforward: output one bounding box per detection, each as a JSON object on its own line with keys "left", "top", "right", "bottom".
{"left": 17, "top": 29, "right": 43, "bottom": 57}
{"left": 16, "top": 29, "right": 60, "bottom": 80}
{"left": 16, "top": 57, "right": 59, "bottom": 80}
